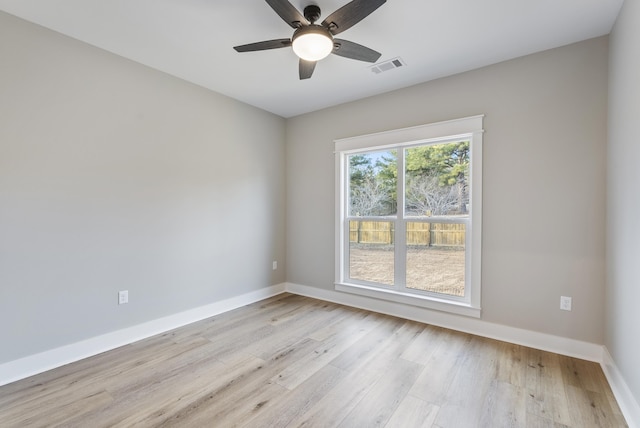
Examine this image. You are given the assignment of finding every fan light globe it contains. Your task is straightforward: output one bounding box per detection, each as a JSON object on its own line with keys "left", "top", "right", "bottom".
{"left": 292, "top": 26, "right": 334, "bottom": 61}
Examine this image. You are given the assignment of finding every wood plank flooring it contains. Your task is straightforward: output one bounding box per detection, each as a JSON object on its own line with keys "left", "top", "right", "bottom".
{"left": 0, "top": 293, "right": 628, "bottom": 427}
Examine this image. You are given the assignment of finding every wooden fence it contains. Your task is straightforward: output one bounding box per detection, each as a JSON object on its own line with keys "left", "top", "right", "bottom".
{"left": 349, "top": 221, "right": 465, "bottom": 247}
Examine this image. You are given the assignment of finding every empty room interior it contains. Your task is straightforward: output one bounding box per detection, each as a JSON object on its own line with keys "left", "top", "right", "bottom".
{"left": 0, "top": 0, "right": 639, "bottom": 427}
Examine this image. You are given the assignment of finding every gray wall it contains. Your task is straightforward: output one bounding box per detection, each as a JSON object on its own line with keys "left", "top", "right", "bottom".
{"left": 0, "top": 6, "right": 618, "bottom": 372}
{"left": 0, "top": 12, "right": 286, "bottom": 364}
{"left": 286, "top": 37, "right": 608, "bottom": 344}
{"left": 607, "top": 0, "right": 640, "bottom": 404}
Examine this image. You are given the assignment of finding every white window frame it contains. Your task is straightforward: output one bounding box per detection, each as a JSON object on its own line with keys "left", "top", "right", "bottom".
{"left": 335, "top": 115, "right": 483, "bottom": 318}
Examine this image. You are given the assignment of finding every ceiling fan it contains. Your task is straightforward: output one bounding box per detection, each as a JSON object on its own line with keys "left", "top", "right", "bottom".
{"left": 233, "top": 0, "right": 386, "bottom": 80}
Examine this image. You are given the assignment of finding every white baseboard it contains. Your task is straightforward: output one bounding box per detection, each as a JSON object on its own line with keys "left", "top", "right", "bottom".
{"left": 284, "top": 282, "right": 603, "bottom": 362}
{"left": 285, "top": 282, "right": 640, "bottom": 428}
{"left": 601, "top": 348, "right": 640, "bottom": 428}
{"left": 3, "top": 281, "right": 637, "bottom": 428}
{"left": 0, "top": 284, "right": 286, "bottom": 387}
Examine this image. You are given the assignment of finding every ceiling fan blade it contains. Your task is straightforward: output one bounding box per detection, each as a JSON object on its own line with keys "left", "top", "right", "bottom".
{"left": 299, "top": 59, "right": 316, "bottom": 79}
{"left": 332, "top": 39, "right": 381, "bottom": 62}
{"left": 233, "top": 39, "right": 292, "bottom": 52}
{"left": 265, "top": 0, "right": 309, "bottom": 28}
{"left": 321, "top": 0, "right": 386, "bottom": 35}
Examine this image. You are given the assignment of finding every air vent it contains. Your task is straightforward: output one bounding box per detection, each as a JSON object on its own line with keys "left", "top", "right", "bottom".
{"left": 370, "top": 57, "right": 406, "bottom": 74}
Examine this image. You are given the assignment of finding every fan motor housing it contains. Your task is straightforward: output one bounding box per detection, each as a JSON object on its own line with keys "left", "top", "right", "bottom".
{"left": 303, "top": 5, "right": 322, "bottom": 23}
{"left": 292, "top": 24, "right": 334, "bottom": 44}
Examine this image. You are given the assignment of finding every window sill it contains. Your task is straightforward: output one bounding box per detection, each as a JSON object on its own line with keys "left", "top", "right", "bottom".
{"left": 335, "top": 282, "right": 481, "bottom": 318}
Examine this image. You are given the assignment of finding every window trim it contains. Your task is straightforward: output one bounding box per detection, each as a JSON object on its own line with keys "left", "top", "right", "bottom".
{"left": 334, "top": 115, "right": 483, "bottom": 318}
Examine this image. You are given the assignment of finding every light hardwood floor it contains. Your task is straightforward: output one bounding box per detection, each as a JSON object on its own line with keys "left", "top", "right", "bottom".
{"left": 0, "top": 293, "right": 628, "bottom": 427}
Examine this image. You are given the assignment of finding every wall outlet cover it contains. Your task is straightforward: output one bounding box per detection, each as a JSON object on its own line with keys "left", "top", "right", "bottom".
{"left": 118, "top": 290, "right": 129, "bottom": 305}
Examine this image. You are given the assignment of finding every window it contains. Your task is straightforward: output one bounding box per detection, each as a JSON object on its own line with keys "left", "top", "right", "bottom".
{"left": 335, "top": 116, "right": 483, "bottom": 317}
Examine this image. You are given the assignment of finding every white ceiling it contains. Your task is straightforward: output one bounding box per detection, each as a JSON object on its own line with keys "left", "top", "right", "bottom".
{"left": 0, "top": 0, "right": 624, "bottom": 118}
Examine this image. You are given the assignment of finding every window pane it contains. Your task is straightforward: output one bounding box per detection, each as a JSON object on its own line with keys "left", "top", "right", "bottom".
{"left": 405, "top": 142, "right": 469, "bottom": 217}
{"left": 348, "top": 151, "right": 397, "bottom": 216}
{"left": 349, "top": 220, "right": 394, "bottom": 286}
{"left": 406, "top": 222, "right": 465, "bottom": 297}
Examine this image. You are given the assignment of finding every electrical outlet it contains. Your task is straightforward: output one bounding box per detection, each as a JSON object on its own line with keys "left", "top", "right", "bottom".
{"left": 118, "top": 290, "right": 129, "bottom": 305}
{"left": 560, "top": 296, "right": 572, "bottom": 311}
{"left": 272, "top": 261, "right": 277, "bottom": 270}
